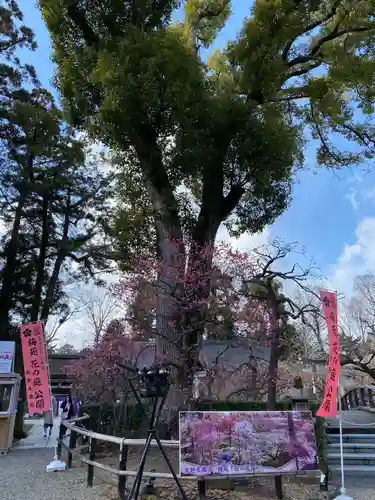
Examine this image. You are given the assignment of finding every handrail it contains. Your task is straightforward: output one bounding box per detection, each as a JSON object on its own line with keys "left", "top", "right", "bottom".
{"left": 63, "top": 417, "right": 179, "bottom": 448}
{"left": 80, "top": 456, "right": 317, "bottom": 480}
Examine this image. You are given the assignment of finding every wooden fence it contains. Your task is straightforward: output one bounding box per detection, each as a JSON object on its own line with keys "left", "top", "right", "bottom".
{"left": 59, "top": 414, "right": 319, "bottom": 500}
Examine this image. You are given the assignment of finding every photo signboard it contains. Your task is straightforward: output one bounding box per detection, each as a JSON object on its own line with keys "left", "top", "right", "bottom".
{"left": 179, "top": 411, "right": 319, "bottom": 476}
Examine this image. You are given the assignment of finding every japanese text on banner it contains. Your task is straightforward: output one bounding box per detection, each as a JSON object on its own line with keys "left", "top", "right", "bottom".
{"left": 20, "top": 322, "right": 51, "bottom": 414}
{"left": 316, "top": 291, "right": 340, "bottom": 418}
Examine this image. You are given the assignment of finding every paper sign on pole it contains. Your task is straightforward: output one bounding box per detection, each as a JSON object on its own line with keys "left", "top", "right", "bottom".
{"left": 20, "top": 322, "right": 51, "bottom": 414}
{"left": 0, "top": 341, "right": 15, "bottom": 373}
{"left": 316, "top": 290, "right": 340, "bottom": 418}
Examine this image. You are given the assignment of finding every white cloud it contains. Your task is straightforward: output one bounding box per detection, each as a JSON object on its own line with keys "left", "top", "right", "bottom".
{"left": 216, "top": 224, "right": 271, "bottom": 251}
{"left": 329, "top": 217, "right": 375, "bottom": 296}
{"left": 344, "top": 187, "right": 359, "bottom": 210}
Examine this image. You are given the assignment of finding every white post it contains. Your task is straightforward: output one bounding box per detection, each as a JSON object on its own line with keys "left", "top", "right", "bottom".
{"left": 338, "top": 386, "right": 346, "bottom": 496}
{"left": 335, "top": 384, "right": 353, "bottom": 500}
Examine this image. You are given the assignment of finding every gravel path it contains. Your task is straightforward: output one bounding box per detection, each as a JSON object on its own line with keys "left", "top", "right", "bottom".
{"left": 0, "top": 449, "right": 114, "bottom": 500}
{"left": 1, "top": 447, "right": 375, "bottom": 500}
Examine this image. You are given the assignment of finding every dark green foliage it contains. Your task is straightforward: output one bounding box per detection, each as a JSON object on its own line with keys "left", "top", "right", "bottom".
{"left": 198, "top": 400, "right": 293, "bottom": 411}
{"left": 0, "top": 83, "right": 114, "bottom": 331}
{"left": 79, "top": 402, "right": 146, "bottom": 436}
{"left": 40, "top": 0, "right": 375, "bottom": 258}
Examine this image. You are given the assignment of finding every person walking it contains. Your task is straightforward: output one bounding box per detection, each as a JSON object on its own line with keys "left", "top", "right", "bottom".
{"left": 59, "top": 394, "right": 75, "bottom": 440}
{"left": 43, "top": 395, "right": 55, "bottom": 438}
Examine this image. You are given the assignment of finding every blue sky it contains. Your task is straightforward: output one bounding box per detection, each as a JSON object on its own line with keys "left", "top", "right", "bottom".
{"left": 18, "top": 0, "right": 375, "bottom": 300}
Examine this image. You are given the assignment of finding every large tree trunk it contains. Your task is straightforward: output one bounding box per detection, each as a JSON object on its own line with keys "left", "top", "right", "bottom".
{"left": 16, "top": 195, "right": 50, "bottom": 439}
{"left": 134, "top": 127, "right": 185, "bottom": 368}
{"left": 0, "top": 146, "right": 35, "bottom": 339}
{"left": 134, "top": 124, "right": 232, "bottom": 429}
{"left": 181, "top": 220, "right": 219, "bottom": 391}
{"left": 0, "top": 192, "right": 28, "bottom": 438}
{"left": 40, "top": 203, "right": 70, "bottom": 323}
{"left": 154, "top": 221, "right": 187, "bottom": 424}
{"left": 267, "top": 335, "right": 280, "bottom": 410}
{"left": 30, "top": 193, "right": 49, "bottom": 321}
{"left": 0, "top": 192, "right": 27, "bottom": 339}
{"left": 266, "top": 305, "right": 283, "bottom": 499}
{"left": 13, "top": 342, "right": 27, "bottom": 439}
{"left": 267, "top": 336, "right": 283, "bottom": 498}
{"left": 0, "top": 151, "right": 35, "bottom": 437}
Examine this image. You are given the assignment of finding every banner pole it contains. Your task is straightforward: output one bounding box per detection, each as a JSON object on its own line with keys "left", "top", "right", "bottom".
{"left": 338, "top": 383, "right": 346, "bottom": 496}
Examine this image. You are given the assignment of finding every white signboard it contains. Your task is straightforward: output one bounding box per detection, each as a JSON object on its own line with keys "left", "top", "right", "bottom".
{"left": 0, "top": 341, "right": 15, "bottom": 373}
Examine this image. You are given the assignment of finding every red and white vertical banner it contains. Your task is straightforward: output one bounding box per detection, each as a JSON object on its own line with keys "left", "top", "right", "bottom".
{"left": 20, "top": 322, "right": 51, "bottom": 414}
{"left": 316, "top": 290, "right": 340, "bottom": 418}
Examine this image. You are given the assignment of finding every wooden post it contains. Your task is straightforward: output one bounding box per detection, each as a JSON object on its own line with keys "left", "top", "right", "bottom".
{"left": 348, "top": 390, "right": 354, "bottom": 409}
{"left": 370, "top": 389, "right": 375, "bottom": 408}
{"left": 87, "top": 437, "right": 96, "bottom": 487}
{"left": 118, "top": 441, "right": 128, "bottom": 500}
{"left": 354, "top": 389, "right": 360, "bottom": 407}
{"left": 69, "top": 429, "right": 77, "bottom": 450}
{"left": 275, "top": 475, "right": 283, "bottom": 499}
{"left": 57, "top": 438, "right": 62, "bottom": 459}
{"left": 67, "top": 430, "right": 77, "bottom": 469}
{"left": 67, "top": 447, "right": 73, "bottom": 469}
{"left": 360, "top": 387, "right": 365, "bottom": 407}
{"left": 341, "top": 395, "right": 348, "bottom": 410}
{"left": 198, "top": 480, "right": 206, "bottom": 499}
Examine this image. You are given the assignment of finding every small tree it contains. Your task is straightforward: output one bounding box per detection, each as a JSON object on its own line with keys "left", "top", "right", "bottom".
{"left": 68, "top": 329, "right": 136, "bottom": 403}
{"left": 76, "top": 285, "right": 120, "bottom": 345}
{"left": 114, "top": 240, "right": 320, "bottom": 413}
{"left": 54, "top": 343, "right": 78, "bottom": 355}
{"left": 338, "top": 274, "right": 375, "bottom": 384}
{"left": 230, "top": 241, "right": 321, "bottom": 410}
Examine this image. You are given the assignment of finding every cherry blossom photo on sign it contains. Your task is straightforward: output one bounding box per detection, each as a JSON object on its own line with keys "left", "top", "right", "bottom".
{"left": 179, "top": 411, "right": 319, "bottom": 476}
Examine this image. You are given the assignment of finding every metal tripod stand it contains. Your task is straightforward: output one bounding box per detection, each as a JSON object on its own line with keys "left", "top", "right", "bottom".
{"left": 126, "top": 375, "right": 188, "bottom": 500}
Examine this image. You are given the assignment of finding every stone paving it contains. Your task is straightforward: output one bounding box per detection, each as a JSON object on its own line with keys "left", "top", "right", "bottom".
{"left": 0, "top": 448, "right": 113, "bottom": 500}
{"left": 13, "top": 417, "right": 60, "bottom": 450}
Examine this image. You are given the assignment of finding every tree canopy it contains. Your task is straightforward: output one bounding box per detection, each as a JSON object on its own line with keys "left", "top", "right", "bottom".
{"left": 40, "top": 0, "right": 375, "bottom": 256}
{"left": 0, "top": 1, "right": 116, "bottom": 338}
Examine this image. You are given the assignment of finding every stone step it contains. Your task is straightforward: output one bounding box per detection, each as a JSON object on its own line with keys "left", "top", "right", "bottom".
{"left": 328, "top": 452, "right": 375, "bottom": 460}
{"left": 327, "top": 420, "right": 375, "bottom": 427}
{"left": 327, "top": 443, "right": 375, "bottom": 454}
{"left": 327, "top": 434, "right": 375, "bottom": 442}
{"left": 327, "top": 427, "right": 375, "bottom": 435}
{"left": 329, "top": 464, "right": 375, "bottom": 474}
{"left": 327, "top": 418, "right": 375, "bottom": 425}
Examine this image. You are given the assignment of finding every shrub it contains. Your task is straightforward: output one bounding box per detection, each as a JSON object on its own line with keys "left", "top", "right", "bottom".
{"left": 79, "top": 402, "right": 145, "bottom": 437}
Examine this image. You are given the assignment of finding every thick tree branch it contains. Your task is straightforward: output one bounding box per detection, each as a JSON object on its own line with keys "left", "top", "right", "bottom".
{"left": 282, "top": 0, "right": 342, "bottom": 62}
{"left": 220, "top": 184, "right": 245, "bottom": 220}
{"left": 66, "top": 2, "right": 99, "bottom": 48}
